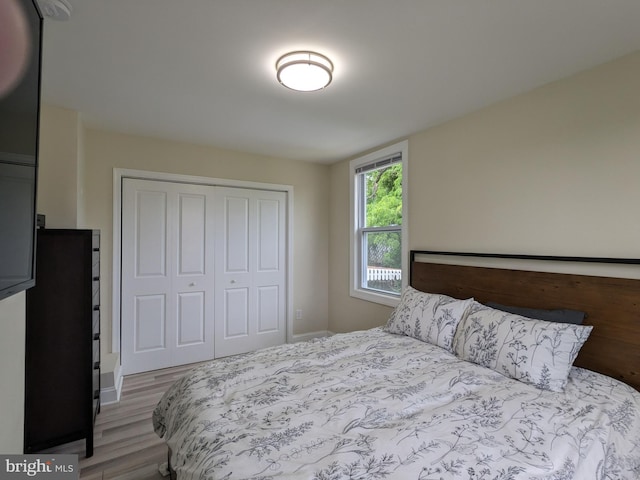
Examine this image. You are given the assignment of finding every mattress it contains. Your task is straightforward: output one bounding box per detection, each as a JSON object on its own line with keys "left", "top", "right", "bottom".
{"left": 153, "top": 328, "right": 640, "bottom": 479}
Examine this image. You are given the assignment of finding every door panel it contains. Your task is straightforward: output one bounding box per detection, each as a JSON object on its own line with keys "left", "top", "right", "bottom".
{"left": 215, "top": 187, "right": 286, "bottom": 357}
{"left": 135, "top": 190, "right": 167, "bottom": 277}
{"left": 178, "top": 194, "right": 206, "bottom": 275}
{"left": 257, "top": 285, "right": 279, "bottom": 333}
{"left": 258, "top": 199, "right": 280, "bottom": 271}
{"left": 134, "top": 294, "right": 165, "bottom": 351}
{"left": 122, "top": 179, "right": 215, "bottom": 374}
{"left": 224, "top": 288, "right": 249, "bottom": 338}
{"left": 224, "top": 196, "right": 249, "bottom": 273}
{"left": 177, "top": 292, "right": 205, "bottom": 345}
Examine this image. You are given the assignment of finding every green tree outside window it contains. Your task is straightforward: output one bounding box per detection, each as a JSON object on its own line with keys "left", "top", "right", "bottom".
{"left": 364, "top": 164, "right": 402, "bottom": 292}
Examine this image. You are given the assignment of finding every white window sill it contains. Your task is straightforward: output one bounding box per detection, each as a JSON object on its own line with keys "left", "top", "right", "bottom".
{"left": 350, "top": 287, "right": 400, "bottom": 308}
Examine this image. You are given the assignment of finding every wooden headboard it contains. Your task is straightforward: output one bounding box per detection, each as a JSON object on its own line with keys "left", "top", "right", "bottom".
{"left": 410, "top": 250, "right": 640, "bottom": 391}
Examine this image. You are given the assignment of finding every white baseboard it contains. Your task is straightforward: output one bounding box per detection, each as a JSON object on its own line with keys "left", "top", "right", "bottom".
{"left": 100, "top": 377, "right": 122, "bottom": 405}
{"left": 291, "top": 330, "right": 331, "bottom": 343}
{"left": 100, "top": 353, "right": 123, "bottom": 405}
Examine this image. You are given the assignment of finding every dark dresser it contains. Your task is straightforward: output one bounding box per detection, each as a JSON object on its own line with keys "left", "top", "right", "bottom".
{"left": 25, "top": 229, "right": 100, "bottom": 457}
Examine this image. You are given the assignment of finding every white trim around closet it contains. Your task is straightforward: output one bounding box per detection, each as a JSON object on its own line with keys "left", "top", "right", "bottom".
{"left": 112, "top": 168, "right": 294, "bottom": 355}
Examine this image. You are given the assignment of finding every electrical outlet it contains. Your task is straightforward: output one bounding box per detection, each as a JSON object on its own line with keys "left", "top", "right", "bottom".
{"left": 295, "top": 309, "right": 302, "bottom": 320}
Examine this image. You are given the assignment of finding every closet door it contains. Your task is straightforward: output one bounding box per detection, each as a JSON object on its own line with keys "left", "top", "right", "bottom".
{"left": 214, "top": 187, "right": 287, "bottom": 357}
{"left": 121, "top": 179, "right": 215, "bottom": 375}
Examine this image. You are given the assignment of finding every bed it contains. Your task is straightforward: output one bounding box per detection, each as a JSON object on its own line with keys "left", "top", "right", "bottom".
{"left": 153, "top": 250, "right": 640, "bottom": 479}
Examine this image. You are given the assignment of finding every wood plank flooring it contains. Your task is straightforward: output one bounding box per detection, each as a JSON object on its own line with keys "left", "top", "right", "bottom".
{"left": 51, "top": 362, "right": 203, "bottom": 479}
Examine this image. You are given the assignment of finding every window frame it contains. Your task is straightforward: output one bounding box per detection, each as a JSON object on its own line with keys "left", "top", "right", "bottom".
{"left": 349, "top": 140, "right": 408, "bottom": 307}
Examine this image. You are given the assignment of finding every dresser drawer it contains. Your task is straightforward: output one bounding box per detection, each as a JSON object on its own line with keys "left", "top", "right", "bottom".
{"left": 92, "top": 287, "right": 100, "bottom": 309}
{"left": 92, "top": 256, "right": 100, "bottom": 279}
{"left": 92, "top": 397, "right": 100, "bottom": 423}
{"left": 93, "top": 338, "right": 100, "bottom": 365}
{"left": 92, "top": 361, "right": 100, "bottom": 398}
{"left": 92, "top": 278, "right": 100, "bottom": 299}
{"left": 92, "top": 307, "right": 100, "bottom": 333}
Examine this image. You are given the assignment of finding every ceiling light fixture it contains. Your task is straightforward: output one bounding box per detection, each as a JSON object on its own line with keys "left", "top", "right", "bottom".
{"left": 276, "top": 51, "right": 334, "bottom": 92}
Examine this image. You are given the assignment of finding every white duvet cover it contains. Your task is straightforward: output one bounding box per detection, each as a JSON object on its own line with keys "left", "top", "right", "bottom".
{"left": 153, "top": 328, "right": 640, "bottom": 479}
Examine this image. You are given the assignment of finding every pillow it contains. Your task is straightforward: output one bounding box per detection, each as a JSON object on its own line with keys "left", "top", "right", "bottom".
{"left": 385, "top": 286, "right": 473, "bottom": 352}
{"left": 453, "top": 302, "right": 592, "bottom": 392}
{"left": 485, "top": 302, "right": 586, "bottom": 325}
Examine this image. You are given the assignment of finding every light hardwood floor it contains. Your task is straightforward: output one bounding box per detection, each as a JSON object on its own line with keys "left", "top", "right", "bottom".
{"left": 51, "top": 362, "right": 202, "bottom": 479}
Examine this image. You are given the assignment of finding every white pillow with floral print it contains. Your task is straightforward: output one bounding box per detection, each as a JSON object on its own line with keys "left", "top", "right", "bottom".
{"left": 385, "top": 286, "right": 473, "bottom": 352}
{"left": 453, "top": 301, "right": 593, "bottom": 392}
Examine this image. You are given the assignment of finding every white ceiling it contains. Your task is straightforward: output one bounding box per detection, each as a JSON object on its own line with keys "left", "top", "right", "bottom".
{"left": 40, "top": 0, "right": 640, "bottom": 164}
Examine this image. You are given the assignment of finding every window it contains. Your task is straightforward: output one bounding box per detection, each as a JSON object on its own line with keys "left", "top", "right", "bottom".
{"left": 350, "top": 141, "right": 408, "bottom": 306}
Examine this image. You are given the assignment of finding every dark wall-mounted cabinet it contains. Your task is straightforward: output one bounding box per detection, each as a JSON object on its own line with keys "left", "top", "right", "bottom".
{"left": 25, "top": 229, "right": 100, "bottom": 457}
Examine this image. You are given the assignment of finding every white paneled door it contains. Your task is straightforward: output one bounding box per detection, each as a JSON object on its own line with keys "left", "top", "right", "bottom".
{"left": 121, "top": 179, "right": 215, "bottom": 374}
{"left": 214, "top": 187, "right": 286, "bottom": 357}
{"left": 121, "top": 178, "right": 287, "bottom": 375}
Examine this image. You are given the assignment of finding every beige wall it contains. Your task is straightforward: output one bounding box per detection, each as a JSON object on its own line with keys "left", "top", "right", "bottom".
{"left": 83, "top": 129, "right": 330, "bottom": 354}
{"left": 37, "top": 104, "right": 83, "bottom": 228}
{"left": 0, "top": 293, "right": 26, "bottom": 452}
{"left": 328, "top": 51, "right": 640, "bottom": 332}
{"left": 409, "top": 52, "right": 640, "bottom": 256}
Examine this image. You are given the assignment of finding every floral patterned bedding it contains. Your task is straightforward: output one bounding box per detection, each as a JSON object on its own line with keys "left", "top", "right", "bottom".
{"left": 153, "top": 328, "right": 640, "bottom": 480}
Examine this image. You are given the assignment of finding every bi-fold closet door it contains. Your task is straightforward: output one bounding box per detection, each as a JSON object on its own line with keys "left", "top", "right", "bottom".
{"left": 121, "top": 178, "right": 286, "bottom": 375}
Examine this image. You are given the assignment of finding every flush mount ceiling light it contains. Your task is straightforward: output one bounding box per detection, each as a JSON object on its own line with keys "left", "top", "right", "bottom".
{"left": 276, "top": 51, "right": 334, "bottom": 92}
